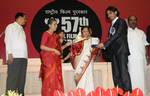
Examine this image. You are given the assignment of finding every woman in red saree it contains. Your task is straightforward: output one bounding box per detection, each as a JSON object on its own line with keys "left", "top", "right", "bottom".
{"left": 40, "top": 18, "right": 64, "bottom": 96}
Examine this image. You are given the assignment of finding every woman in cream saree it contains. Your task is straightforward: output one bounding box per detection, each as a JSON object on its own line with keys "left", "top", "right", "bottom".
{"left": 70, "top": 26, "right": 98, "bottom": 94}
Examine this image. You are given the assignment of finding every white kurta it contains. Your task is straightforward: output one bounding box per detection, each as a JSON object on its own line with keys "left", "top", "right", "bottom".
{"left": 127, "top": 27, "right": 149, "bottom": 95}
{"left": 4, "top": 22, "right": 28, "bottom": 60}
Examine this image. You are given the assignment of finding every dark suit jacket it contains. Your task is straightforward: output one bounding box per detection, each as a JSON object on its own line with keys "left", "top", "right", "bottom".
{"left": 104, "top": 18, "right": 130, "bottom": 55}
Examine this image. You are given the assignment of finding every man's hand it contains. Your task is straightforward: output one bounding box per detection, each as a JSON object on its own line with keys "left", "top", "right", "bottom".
{"left": 7, "top": 54, "right": 13, "bottom": 64}
{"left": 97, "top": 43, "right": 104, "bottom": 49}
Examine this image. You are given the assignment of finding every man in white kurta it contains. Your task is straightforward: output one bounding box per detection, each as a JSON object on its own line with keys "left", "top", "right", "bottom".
{"left": 127, "top": 16, "right": 149, "bottom": 95}
{"left": 4, "top": 12, "right": 27, "bottom": 96}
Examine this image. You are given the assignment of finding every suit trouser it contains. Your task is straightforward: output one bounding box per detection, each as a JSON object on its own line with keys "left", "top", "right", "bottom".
{"left": 111, "top": 53, "right": 132, "bottom": 92}
{"left": 6, "top": 58, "right": 27, "bottom": 96}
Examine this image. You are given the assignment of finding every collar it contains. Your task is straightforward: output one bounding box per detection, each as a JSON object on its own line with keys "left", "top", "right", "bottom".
{"left": 14, "top": 22, "right": 22, "bottom": 28}
{"left": 128, "top": 27, "right": 138, "bottom": 31}
{"left": 112, "top": 17, "right": 118, "bottom": 25}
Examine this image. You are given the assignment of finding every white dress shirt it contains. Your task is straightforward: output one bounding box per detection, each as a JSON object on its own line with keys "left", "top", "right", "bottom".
{"left": 4, "top": 22, "right": 28, "bottom": 60}
{"left": 112, "top": 17, "right": 118, "bottom": 26}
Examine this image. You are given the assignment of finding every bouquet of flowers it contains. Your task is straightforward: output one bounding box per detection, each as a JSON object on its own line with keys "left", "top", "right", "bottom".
{"left": 1, "top": 90, "right": 22, "bottom": 96}
{"left": 53, "top": 87, "right": 143, "bottom": 96}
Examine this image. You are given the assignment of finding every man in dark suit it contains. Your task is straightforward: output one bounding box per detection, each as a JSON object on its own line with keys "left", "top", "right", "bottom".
{"left": 98, "top": 6, "right": 132, "bottom": 92}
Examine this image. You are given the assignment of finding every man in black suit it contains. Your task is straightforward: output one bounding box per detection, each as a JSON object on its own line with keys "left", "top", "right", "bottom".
{"left": 98, "top": 6, "right": 132, "bottom": 92}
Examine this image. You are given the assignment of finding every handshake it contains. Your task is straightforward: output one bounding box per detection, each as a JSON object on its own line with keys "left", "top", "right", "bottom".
{"left": 91, "top": 43, "right": 105, "bottom": 49}
{"left": 91, "top": 38, "right": 105, "bottom": 49}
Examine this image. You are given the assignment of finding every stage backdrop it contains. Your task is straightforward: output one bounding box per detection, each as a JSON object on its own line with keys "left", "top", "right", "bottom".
{"left": 0, "top": 0, "right": 150, "bottom": 61}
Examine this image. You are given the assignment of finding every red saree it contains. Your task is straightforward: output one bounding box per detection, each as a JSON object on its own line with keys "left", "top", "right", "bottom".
{"left": 40, "top": 32, "right": 64, "bottom": 96}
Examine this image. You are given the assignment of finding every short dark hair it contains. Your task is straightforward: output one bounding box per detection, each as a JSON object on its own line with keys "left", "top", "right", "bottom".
{"left": 128, "top": 16, "right": 138, "bottom": 22}
{"left": 105, "top": 6, "right": 120, "bottom": 19}
{"left": 15, "top": 12, "right": 25, "bottom": 19}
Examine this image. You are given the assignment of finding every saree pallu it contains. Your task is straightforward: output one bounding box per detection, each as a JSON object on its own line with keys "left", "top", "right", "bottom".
{"left": 71, "top": 38, "right": 98, "bottom": 94}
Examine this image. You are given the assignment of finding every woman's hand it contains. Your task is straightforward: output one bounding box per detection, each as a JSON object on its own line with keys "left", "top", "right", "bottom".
{"left": 41, "top": 45, "right": 61, "bottom": 56}
{"left": 53, "top": 49, "right": 61, "bottom": 55}
{"left": 61, "top": 59, "right": 64, "bottom": 63}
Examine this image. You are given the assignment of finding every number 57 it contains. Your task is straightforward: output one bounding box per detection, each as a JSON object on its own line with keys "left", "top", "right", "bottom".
{"left": 61, "top": 17, "right": 79, "bottom": 33}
